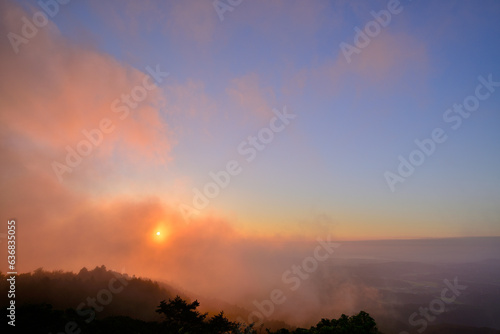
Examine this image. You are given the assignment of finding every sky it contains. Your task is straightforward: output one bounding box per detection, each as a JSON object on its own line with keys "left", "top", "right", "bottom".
{"left": 1, "top": 0, "right": 500, "bottom": 290}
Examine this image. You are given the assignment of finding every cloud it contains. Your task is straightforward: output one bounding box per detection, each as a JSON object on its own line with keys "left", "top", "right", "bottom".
{"left": 11, "top": 192, "right": 382, "bottom": 327}
{"left": 229, "top": 0, "right": 335, "bottom": 41}
{"left": 0, "top": 0, "right": 173, "bottom": 186}
{"left": 0, "top": 1, "right": 466, "bottom": 329}
{"left": 282, "top": 29, "right": 428, "bottom": 98}
{"left": 162, "top": 79, "right": 218, "bottom": 139}
{"left": 87, "top": 0, "right": 166, "bottom": 38}
{"left": 347, "top": 32, "right": 428, "bottom": 84}
{"left": 226, "top": 73, "right": 277, "bottom": 122}
{"left": 0, "top": 0, "right": 174, "bottom": 265}
{"left": 165, "top": 0, "right": 218, "bottom": 45}
{"left": 0, "top": 3, "right": 313, "bottom": 314}
{"left": 8, "top": 184, "right": 356, "bottom": 326}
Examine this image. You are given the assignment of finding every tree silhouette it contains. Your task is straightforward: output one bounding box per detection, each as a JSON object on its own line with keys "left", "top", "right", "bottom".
{"left": 155, "top": 296, "right": 247, "bottom": 333}
{"left": 208, "top": 311, "right": 239, "bottom": 333}
{"left": 266, "top": 310, "right": 380, "bottom": 334}
{"left": 156, "top": 295, "right": 207, "bottom": 333}
{"left": 348, "top": 311, "right": 378, "bottom": 333}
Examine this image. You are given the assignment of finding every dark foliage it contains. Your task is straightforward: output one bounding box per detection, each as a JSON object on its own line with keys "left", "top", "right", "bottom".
{"left": 265, "top": 311, "right": 380, "bottom": 334}
{"left": 2, "top": 299, "right": 381, "bottom": 334}
{"left": 1, "top": 268, "right": 382, "bottom": 334}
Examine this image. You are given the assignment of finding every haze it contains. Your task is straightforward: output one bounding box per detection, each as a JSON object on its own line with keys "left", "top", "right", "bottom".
{"left": 1, "top": 0, "right": 499, "bottom": 332}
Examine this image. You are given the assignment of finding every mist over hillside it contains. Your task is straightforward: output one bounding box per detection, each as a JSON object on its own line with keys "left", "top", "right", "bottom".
{"left": 337, "top": 237, "right": 500, "bottom": 263}
{"left": 2, "top": 0, "right": 500, "bottom": 332}
{"left": 3, "top": 237, "right": 500, "bottom": 333}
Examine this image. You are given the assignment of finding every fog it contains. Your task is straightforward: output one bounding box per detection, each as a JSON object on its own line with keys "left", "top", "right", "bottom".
{"left": 6, "top": 218, "right": 500, "bottom": 331}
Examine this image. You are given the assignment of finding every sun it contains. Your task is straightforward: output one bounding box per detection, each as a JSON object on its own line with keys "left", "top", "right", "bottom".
{"left": 152, "top": 226, "right": 169, "bottom": 244}
{"left": 151, "top": 221, "right": 171, "bottom": 245}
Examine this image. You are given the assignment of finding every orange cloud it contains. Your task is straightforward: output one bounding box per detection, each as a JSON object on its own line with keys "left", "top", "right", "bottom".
{"left": 0, "top": 0, "right": 173, "bottom": 186}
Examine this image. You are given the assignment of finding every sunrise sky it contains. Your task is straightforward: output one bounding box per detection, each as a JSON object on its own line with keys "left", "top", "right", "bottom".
{"left": 1, "top": 0, "right": 500, "bottom": 284}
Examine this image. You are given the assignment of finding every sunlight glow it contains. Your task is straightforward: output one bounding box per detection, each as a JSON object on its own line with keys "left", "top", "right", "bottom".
{"left": 151, "top": 223, "right": 170, "bottom": 246}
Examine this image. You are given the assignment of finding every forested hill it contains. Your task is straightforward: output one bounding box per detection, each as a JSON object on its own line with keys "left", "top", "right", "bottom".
{"left": 0, "top": 266, "right": 382, "bottom": 333}
{"left": 2, "top": 266, "right": 499, "bottom": 333}
{"left": 1, "top": 266, "right": 176, "bottom": 322}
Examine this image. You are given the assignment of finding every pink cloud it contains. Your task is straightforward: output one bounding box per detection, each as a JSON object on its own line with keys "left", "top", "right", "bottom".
{"left": 165, "top": 0, "right": 218, "bottom": 45}
{"left": 347, "top": 32, "right": 428, "bottom": 84}
{"left": 164, "top": 79, "right": 217, "bottom": 120}
{"left": 0, "top": 0, "right": 173, "bottom": 185}
{"left": 283, "top": 30, "right": 429, "bottom": 98}
{"left": 226, "top": 73, "right": 277, "bottom": 122}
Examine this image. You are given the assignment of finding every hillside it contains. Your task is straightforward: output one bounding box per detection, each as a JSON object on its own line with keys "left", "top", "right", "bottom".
{"left": 2, "top": 266, "right": 500, "bottom": 333}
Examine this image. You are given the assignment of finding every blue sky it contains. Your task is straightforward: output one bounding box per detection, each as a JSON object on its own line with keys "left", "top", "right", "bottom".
{"left": 2, "top": 0, "right": 500, "bottom": 242}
